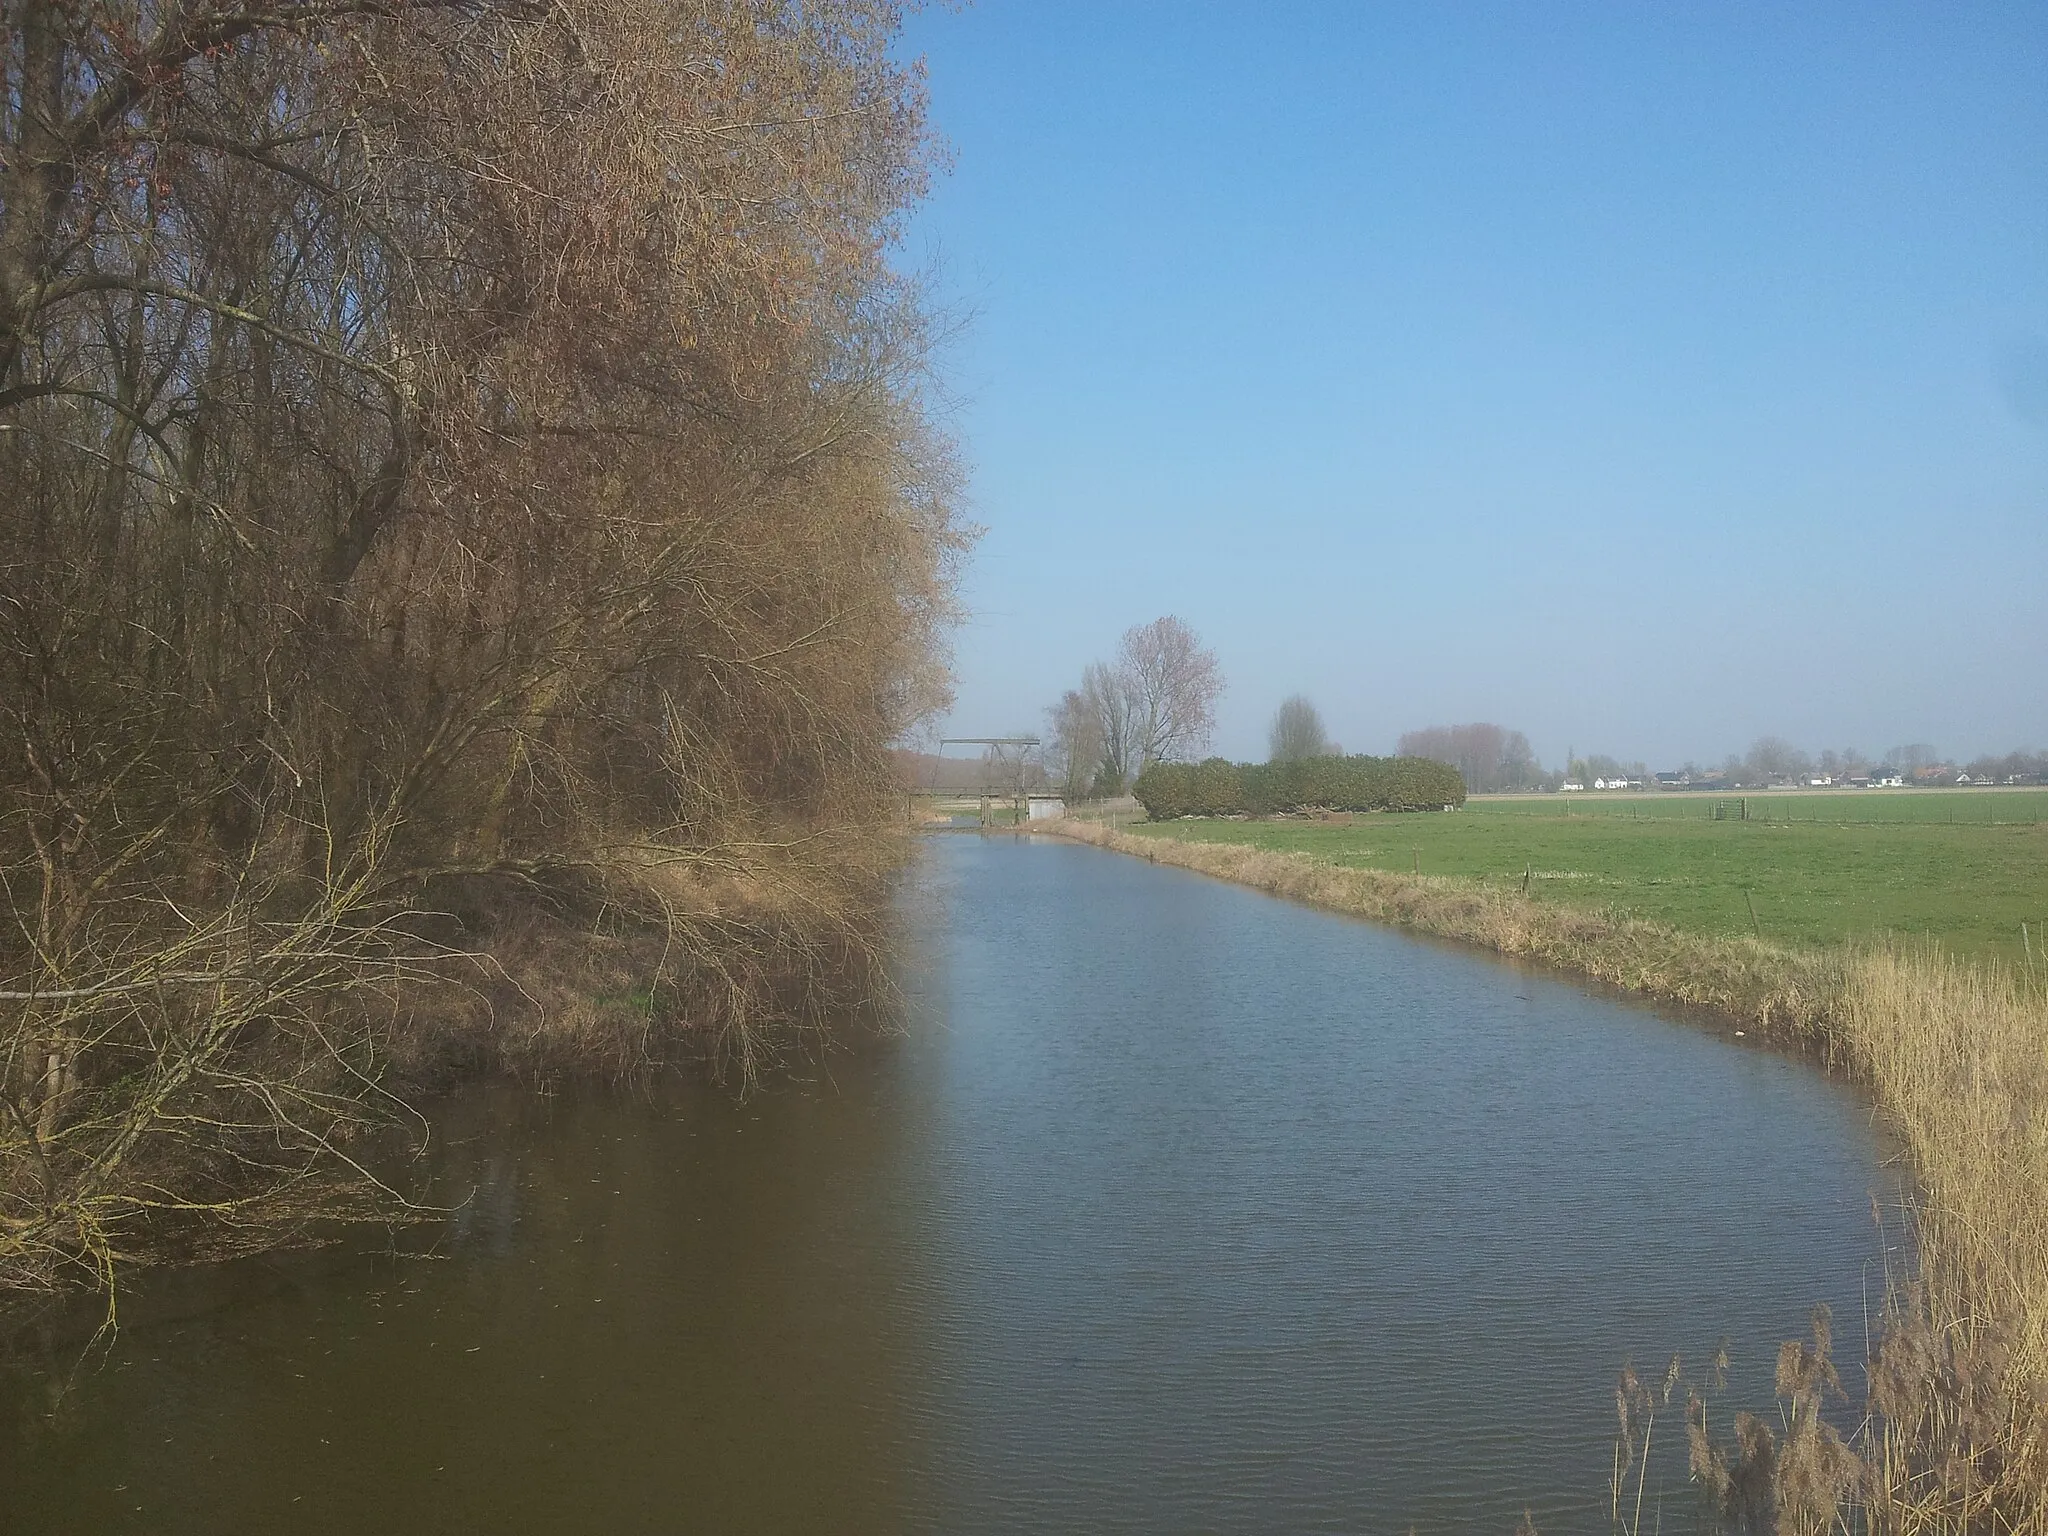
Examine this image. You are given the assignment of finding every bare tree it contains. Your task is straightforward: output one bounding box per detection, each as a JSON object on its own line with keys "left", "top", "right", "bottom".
{"left": 1117, "top": 616, "right": 1223, "bottom": 771}
{"left": 1500, "top": 730, "right": 1537, "bottom": 787}
{"left": 1887, "top": 743, "right": 1941, "bottom": 773}
{"left": 1046, "top": 689, "right": 1107, "bottom": 801}
{"left": 1965, "top": 748, "right": 2047, "bottom": 783}
{"left": 1268, "top": 696, "right": 1331, "bottom": 763}
{"left": 1746, "top": 737, "right": 1813, "bottom": 783}
{"left": 1080, "top": 661, "right": 1137, "bottom": 793}
{"left": 1581, "top": 753, "right": 1649, "bottom": 784}
{"left": 1398, "top": 723, "right": 1542, "bottom": 793}
{"left": 1045, "top": 616, "right": 1223, "bottom": 795}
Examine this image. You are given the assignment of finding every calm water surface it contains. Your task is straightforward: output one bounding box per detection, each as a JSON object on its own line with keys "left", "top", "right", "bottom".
{"left": 3, "top": 836, "right": 1897, "bottom": 1532}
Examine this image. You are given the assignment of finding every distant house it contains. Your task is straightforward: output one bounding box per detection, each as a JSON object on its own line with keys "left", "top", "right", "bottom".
{"left": 1808, "top": 775, "right": 1832, "bottom": 787}
{"left": 1955, "top": 773, "right": 1974, "bottom": 785}
{"left": 1872, "top": 771, "right": 1904, "bottom": 788}
{"left": 1560, "top": 781, "right": 1585, "bottom": 792}
{"left": 1655, "top": 772, "right": 1689, "bottom": 789}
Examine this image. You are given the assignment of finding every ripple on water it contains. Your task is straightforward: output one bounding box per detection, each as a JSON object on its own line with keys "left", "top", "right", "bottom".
{"left": 2, "top": 834, "right": 1898, "bottom": 1535}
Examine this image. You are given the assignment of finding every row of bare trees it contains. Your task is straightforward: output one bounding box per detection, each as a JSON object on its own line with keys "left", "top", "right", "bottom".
{"left": 1044, "top": 617, "right": 1224, "bottom": 799}
{"left": 1, "top": 0, "right": 965, "bottom": 1295}
{"left": 1397, "top": 724, "right": 1541, "bottom": 794}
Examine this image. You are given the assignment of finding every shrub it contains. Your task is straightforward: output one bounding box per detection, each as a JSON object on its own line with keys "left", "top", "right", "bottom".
{"left": 1189, "top": 757, "right": 1246, "bottom": 817}
{"left": 1131, "top": 761, "right": 1192, "bottom": 820}
{"left": 1133, "top": 755, "right": 1464, "bottom": 817}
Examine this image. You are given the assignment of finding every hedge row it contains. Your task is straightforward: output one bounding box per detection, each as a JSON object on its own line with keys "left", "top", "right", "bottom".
{"left": 1133, "top": 754, "right": 1467, "bottom": 819}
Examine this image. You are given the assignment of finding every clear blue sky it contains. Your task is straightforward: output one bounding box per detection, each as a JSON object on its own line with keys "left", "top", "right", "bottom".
{"left": 897, "top": 1, "right": 2048, "bottom": 769}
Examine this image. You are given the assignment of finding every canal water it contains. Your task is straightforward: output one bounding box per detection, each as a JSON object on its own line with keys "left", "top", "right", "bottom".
{"left": 2, "top": 835, "right": 1897, "bottom": 1533}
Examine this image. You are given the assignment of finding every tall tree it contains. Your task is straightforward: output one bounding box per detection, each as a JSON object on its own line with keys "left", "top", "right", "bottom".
{"left": 1268, "top": 695, "right": 1330, "bottom": 763}
{"left": 1117, "top": 616, "right": 1223, "bottom": 772}
{"left": 1045, "top": 616, "right": 1222, "bottom": 796}
{"left": 1046, "top": 689, "right": 1107, "bottom": 801}
{"left": 1080, "top": 661, "right": 1136, "bottom": 793}
{"left": 1746, "top": 737, "right": 1812, "bottom": 783}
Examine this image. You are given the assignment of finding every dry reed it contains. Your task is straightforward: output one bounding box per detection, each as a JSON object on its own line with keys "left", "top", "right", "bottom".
{"left": 1050, "top": 818, "right": 2048, "bottom": 1530}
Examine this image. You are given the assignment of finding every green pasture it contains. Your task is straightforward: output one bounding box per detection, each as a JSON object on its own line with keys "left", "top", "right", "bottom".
{"left": 1130, "top": 790, "right": 2048, "bottom": 962}
{"left": 1472, "top": 787, "right": 2048, "bottom": 824}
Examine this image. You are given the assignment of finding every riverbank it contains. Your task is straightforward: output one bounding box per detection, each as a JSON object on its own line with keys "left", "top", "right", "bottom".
{"left": 0, "top": 837, "right": 901, "bottom": 1308}
{"left": 1048, "top": 816, "right": 2048, "bottom": 1528}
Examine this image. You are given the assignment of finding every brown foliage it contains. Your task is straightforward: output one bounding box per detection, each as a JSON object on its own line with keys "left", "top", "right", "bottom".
{"left": 1, "top": 0, "right": 966, "bottom": 1296}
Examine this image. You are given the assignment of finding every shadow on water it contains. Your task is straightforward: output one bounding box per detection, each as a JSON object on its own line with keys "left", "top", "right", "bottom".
{"left": 2, "top": 835, "right": 1902, "bottom": 1534}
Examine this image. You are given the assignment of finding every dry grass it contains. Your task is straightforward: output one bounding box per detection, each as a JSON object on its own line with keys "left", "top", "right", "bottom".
{"left": 0, "top": 817, "right": 904, "bottom": 1304}
{"left": 416, "top": 826, "right": 906, "bottom": 1090}
{"left": 1050, "top": 818, "right": 2048, "bottom": 1531}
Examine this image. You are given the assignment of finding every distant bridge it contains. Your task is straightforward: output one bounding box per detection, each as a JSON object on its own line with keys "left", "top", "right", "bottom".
{"left": 915, "top": 737, "right": 1046, "bottom": 826}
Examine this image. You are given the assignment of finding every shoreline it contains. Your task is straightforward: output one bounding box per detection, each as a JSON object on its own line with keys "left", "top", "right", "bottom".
{"left": 1043, "top": 818, "right": 1848, "bottom": 1046}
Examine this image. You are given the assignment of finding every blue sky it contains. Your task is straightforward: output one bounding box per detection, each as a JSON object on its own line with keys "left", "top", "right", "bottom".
{"left": 896, "top": 1, "right": 2048, "bottom": 768}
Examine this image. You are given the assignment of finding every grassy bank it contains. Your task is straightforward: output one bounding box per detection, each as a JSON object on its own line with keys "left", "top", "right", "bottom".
{"left": 1049, "top": 817, "right": 2048, "bottom": 1530}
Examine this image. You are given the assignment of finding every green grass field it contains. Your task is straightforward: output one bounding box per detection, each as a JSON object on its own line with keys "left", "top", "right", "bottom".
{"left": 1470, "top": 787, "right": 2048, "bottom": 824}
{"left": 1130, "top": 789, "right": 2048, "bottom": 962}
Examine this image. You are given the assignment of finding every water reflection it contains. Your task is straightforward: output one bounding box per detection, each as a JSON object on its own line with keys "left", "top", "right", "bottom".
{"left": 3, "top": 835, "right": 1896, "bottom": 1533}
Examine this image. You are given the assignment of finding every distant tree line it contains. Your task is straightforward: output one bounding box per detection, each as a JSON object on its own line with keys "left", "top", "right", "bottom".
{"left": 1134, "top": 755, "right": 1466, "bottom": 819}
{"left": 1688, "top": 740, "right": 2046, "bottom": 788}
{"left": 1044, "top": 618, "right": 1224, "bottom": 799}
{"left": 1392, "top": 727, "right": 2048, "bottom": 791}
{"left": 1962, "top": 748, "right": 2048, "bottom": 784}
{"left": 1057, "top": 670, "right": 2041, "bottom": 808}
{"left": 1397, "top": 724, "right": 1542, "bottom": 793}
{"left": 1536, "top": 751, "right": 1646, "bottom": 787}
